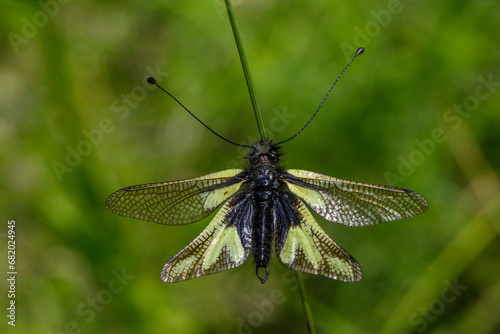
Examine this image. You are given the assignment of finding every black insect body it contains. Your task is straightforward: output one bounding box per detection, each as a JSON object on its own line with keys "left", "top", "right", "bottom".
{"left": 105, "top": 48, "right": 429, "bottom": 283}
{"left": 244, "top": 141, "right": 284, "bottom": 283}
{"left": 106, "top": 138, "right": 428, "bottom": 284}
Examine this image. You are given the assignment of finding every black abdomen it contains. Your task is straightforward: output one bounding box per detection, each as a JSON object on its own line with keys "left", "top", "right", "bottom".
{"left": 252, "top": 190, "right": 274, "bottom": 283}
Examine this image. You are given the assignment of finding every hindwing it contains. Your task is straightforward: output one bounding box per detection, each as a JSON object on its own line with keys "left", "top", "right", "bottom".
{"left": 105, "top": 169, "right": 245, "bottom": 225}
{"left": 274, "top": 192, "right": 362, "bottom": 282}
{"left": 161, "top": 193, "right": 254, "bottom": 282}
{"left": 283, "top": 169, "right": 428, "bottom": 226}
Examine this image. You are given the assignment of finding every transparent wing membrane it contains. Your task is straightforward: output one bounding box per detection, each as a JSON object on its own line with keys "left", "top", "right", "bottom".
{"left": 105, "top": 169, "right": 244, "bottom": 225}
{"left": 284, "top": 169, "right": 428, "bottom": 227}
{"left": 161, "top": 194, "right": 254, "bottom": 282}
{"left": 274, "top": 193, "right": 362, "bottom": 282}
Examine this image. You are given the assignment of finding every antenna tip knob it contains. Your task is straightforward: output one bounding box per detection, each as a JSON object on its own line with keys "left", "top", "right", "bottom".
{"left": 356, "top": 47, "right": 365, "bottom": 55}
{"left": 147, "top": 77, "right": 156, "bottom": 84}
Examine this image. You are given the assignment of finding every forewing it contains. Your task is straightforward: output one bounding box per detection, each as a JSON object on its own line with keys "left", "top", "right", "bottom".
{"left": 161, "top": 193, "right": 254, "bottom": 282}
{"left": 274, "top": 192, "right": 362, "bottom": 282}
{"left": 284, "top": 169, "right": 428, "bottom": 226}
{"left": 105, "top": 169, "right": 245, "bottom": 225}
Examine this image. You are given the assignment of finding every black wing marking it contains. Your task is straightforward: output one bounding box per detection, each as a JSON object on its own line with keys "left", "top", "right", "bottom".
{"left": 274, "top": 192, "right": 362, "bottom": 282}
{"left": 105, "top": 169, "right": 245, "bottom": 225}
{"left": 162, "top": 193, "right": 254, "bottom": 282}
{"left": 284, "top": 169, "right": 428, "bottom": 226}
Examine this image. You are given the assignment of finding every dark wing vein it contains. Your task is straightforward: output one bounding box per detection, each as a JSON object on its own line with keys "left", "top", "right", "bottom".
{"left": 105, "top": 169, "right": 245, "bottom": 225}
{"left": 161, "top": 193, "right": 254, "bottom": 282}
{"left": 274, "top": 191, "right": 362, "bottom": 282}
{"left": 284, "top": 169, "right": 428, "bottom": 226}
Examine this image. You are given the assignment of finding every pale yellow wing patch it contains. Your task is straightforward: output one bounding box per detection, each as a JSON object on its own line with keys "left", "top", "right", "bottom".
{"left": 284, "top": 169, "right": 428, "bottom": 226}
{"left": 161, "top": 196, "right": 253, "bottom": 282}
{"left": 275, "top": 196, "right": 361, "bottom": 282}
{"left": 105, "top": 169, "right": 244, "bottom": 225}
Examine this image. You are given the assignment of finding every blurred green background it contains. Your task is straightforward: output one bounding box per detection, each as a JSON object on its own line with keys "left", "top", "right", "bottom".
{"left": 1, "top": 0, "right": 499, "bottom": 333}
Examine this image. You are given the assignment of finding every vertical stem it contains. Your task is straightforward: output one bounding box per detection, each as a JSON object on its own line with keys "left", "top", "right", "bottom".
{"left": 224, "top": 0, "right": 267, "bottom": 141}
{"left": 296, "top": 272, "right": 317, "bottom": 334}
{"left": 224, "top": 1, "right": 316, "bottom": 332}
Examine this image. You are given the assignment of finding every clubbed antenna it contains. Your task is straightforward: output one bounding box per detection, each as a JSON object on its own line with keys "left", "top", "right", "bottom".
{"left": 147, "top": 77, "right": 252, "bottom": 148}
{"left": 276, "top": 47, "right": 365, "bottom": 145}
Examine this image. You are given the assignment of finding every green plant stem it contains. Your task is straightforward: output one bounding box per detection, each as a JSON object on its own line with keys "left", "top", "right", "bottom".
{"left": 296, "top": 272, "right": 317, "bottom": 334}
{"left": 224, "top": 0, "right": 267, "bottom": 141}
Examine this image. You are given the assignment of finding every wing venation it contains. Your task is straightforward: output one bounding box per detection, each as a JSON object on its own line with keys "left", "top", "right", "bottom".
{"left": 105, "top": 169, "right": 245, "bottom": 225}
{"left": 284, "top": 169, "right": 428, "bottom": 226}
{"left": 274, "top": 192, "right": 362, "bottom": 282}
{"left": 162, "top": 193, "right": 254, "bottom": 282}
